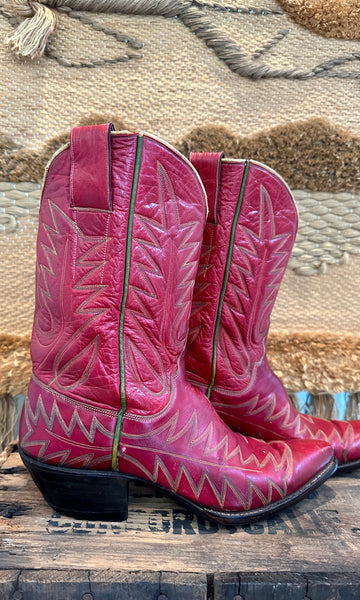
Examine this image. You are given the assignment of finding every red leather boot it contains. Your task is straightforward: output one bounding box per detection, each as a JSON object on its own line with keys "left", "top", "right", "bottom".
{"left": 186, "top": 152, "right": 360, "bottom": 472}
{"left": 19, "top": 125, "right": 336, "bottom": 525}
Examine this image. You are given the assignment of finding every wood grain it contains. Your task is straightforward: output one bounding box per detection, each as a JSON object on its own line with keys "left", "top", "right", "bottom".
{"left": 0, "top": 569, "right": 20, "bottom": 597}
{"left": 1, "top": 452, "right": 360, "bottom": 597}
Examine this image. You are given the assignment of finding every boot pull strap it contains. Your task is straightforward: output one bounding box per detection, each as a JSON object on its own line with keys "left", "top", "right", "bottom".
{"left": 70, "top": 123, "right": 114, "bottom": 211}
{"left": 189, "top": 152, "right": 224, "bottom": 224}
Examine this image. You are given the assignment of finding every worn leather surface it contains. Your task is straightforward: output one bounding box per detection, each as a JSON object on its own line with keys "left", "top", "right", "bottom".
{"left": 30, "top": 133, "right": 139, "bottom": 412}
{"left": 190, "top": 152, "right": 223, "bottom": 224}
{"left": 70, "top": 123, "right": 114, "bottom": 211}
{"left": 20, "top": 129, "right": 334, "bottom": 514}
{"left": 21, "top": 376, "right": 116, "bottom": 469}
{"left": 21, "top": 374, "right": 333, "bottom": 510}
{"left": 186, "top": 156, "right": 360, "bottom": 466}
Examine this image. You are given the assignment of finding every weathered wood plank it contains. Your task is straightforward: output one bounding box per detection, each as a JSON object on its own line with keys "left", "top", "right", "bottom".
{"left": 0, "top": 450, "right": 25, "bottom": 474}
{"left": 17, "top": 570, "right": 91, "bottom": 600}
{"left": 0, "top": 569, "right": 20, "bottom": 597}
{"left": 1, "top": 453, "right": 360, "bottom": 575}
{"left": 239, "top": 573, "right": 306, "bottom": 600}
{"left": 306, "top": 573, "right": 360, "bottom": 600}
{"left": 89, "top": 571, "right": 160, "bottom": 600}
{"left": 0, "top": 442, "right": 18, "bottom": 468}
{"left": 18, "top": 570, "right": 194, "bottom": 600}
{"left": 91, "top": 571, "right": 207, "bottom": 600}
{"left": 0, "top": 570, "right": 208, "bottom": 600}
{"left": 160, "top": 572, "right": 207, "bottom": 600}
{"left": 214, "top": 573, "right": 360, "bottom": 600}
{"left": 3, "top": 570, "right": 360, "bottom": 599}
{"left": 213, "top": 572, "right": 240, "bottom": 600}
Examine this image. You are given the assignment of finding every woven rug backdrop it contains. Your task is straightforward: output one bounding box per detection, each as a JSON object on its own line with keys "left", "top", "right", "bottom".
{"left": 0, "top": 0, "right": 359, "bottom": 448}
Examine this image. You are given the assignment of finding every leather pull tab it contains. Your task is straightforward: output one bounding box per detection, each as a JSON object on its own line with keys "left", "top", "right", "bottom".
{"left": 190, "top": 152, "right": 224, "bottom": 224}
{"left": 70, "top": 123, "right": 114, "bottom": 211}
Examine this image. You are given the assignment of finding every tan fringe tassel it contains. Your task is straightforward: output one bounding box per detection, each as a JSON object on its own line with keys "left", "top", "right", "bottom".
{"left": 287, "top": 392, "right": 300, "bottom": 412}
{"left": 6, "top": 1, "right": 58, "bottom": 59}
{"left": 0, "top": 394, "right": 20, "bottom": 452}
{"left": 345, "top": 392, "right": 360, "bottom": 420}
{"left": 306, "top": 393, "right": 338, "bottom": 420}
{"left": 0, "top": 334, "right": 31, "bottom": 397}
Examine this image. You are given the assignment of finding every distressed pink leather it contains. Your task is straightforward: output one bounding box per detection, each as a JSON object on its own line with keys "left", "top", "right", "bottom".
{"left": 190, "top": 152, "right": 223, "bottom": 224}
{"left": 30, "top": 133, "right": 140, "bottom": 412}
{"left": 22, "top": 377, "right": 117, "bottom": 469}
{"left": 20, "top": 129, "right": 334, "bottom": 515}
{"left": 70, "top": 123, "right": 114, "bottom": 211}
{"left": 186, "top": 156, "right": 360, "bottom": 468}
{"left": 22, "top": 370, "right": 333, "bottom": 508}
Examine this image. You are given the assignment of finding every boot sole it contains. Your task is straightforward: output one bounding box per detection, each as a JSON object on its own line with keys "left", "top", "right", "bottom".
{"left": 336, "top": 458, "right": 360, "bottom": 474}
{"left": 20, "top": 449, "right": 337, "bottom": 525}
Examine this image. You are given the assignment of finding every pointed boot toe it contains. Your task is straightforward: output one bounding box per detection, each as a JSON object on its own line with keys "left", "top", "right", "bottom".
{"left": 20, "top": 127, "right": 337, "bottom": 525}
{"left": 307, "top": 417, "right": 360, "bottom": 472}
{"left": 186, "top": 153, "right": 359, "bottom": 472}
{"left": 270, "top": 438, "right": 336, "bottom": 495}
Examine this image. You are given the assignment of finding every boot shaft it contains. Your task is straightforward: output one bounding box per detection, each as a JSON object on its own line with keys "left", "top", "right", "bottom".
{"left": 31, "top": 126, "right": 207, "bottom": 414}
{"left": 19, "top": 135, "right": 337, "bottom": 516}
{"left": 187, "top": 155, "right": 298, "bottom": 395}
{"left": 186, "top": 155, "right": 360, "bottom": 472}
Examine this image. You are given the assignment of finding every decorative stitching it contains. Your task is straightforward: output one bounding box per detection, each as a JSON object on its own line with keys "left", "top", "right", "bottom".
{"left": 124, "top": 160, "right": 202, "bottom": 398}
{"left": 192, "top": 2, "right": 284, "bottom": 16}
{"left": 112, "top": 134, "right": 143, "bottom": 471}
{"left": 215, "top": 182, "right": 292, "bottom": 384}
{"left": 207, "top": 160, "right": 249, "bottom": 399}
{"left": 23, "top": 393, "right": 114, "bottom": 445}
{"left": 21, "top": 392, "right": 115, "bottom": 467}
{"left": 1, "top": 180, "right": 360, "bottom": 276}
{"left": 34, "top": 199, "right": 110, "bottom": 390}
{"left": 120, "top": 453, "right": 288, "bottom": 509}
{"left": 215, "top": 393, "right": 356, "bottom": 463}
{"left": 251, "top": 28, "right": 289, "bottom": 60}
{"left": 32, "top": 373, "right": 119, "bottom": 416}
{"left": 100, "top": 213, "right": 110, "bottom": 285}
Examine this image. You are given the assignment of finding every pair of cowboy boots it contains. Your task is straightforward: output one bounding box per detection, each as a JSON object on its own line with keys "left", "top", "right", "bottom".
{"left": 19, "top": 124, "right": 358, "bottom": 525}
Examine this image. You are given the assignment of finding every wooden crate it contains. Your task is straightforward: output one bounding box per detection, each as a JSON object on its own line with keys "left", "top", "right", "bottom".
{"left": 1, "top": 448, "right": 360, "bottom": 599}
